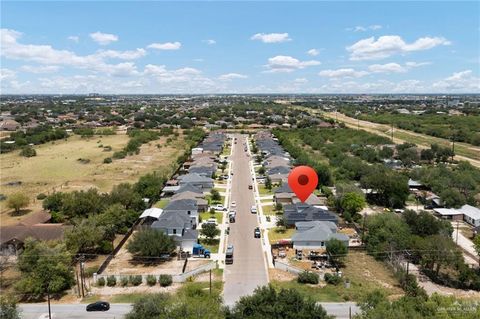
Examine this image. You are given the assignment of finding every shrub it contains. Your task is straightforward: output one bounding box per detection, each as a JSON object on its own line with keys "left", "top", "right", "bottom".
{"left": 146, "top": 275, "right": 157, "bottom": 286}
{"left": 297, "top": 271, "right": 319, "bottom": 284}
{"left": 103, "top": 157, "right": 112, "bottom": 164}
{"left": 97, "top": 277, "right": 105, "bottom": 287}
{"left": 129, "top": 275, "right": 142, "bottom": 286}
{"left": 113, "top": 151, "right": 127, "bottom": 159}
{"left": 20, "top": 146, "right": 36, "bottom": 157}
{"left": 324, "top": 273, "right": 342, "bottom": 285}
{"left": 159, "top": 274, "right": 173, "bottom": 287}
{"left": 120, "top": 277, "right": 129, "bottom": 287}
{"left": 106, "top": 275, "right": 117, "bottom": 287}
{"left": 36, "top": 193, "right": 47, "bottom": 200}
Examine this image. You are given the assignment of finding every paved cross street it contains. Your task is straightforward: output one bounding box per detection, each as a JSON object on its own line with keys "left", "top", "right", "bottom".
{"left": 222, "top": 134, "right": 269, "bottom": 306}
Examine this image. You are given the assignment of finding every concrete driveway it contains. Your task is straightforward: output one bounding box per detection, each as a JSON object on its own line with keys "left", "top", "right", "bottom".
{"left": 222, "top": 134, "right": 269, "bottom": 306}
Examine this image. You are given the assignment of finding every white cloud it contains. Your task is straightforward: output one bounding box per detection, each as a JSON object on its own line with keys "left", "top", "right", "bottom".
{"left": 67, "top": 36, "right": 79, "bottom": 43}
{"left": 0, "top": 29, "right": 138, "bottom": 77}
{"left": 319, "top": 68, "right": 368, "bottom": 78}
{"left": 95, "top": 48, "right": 146, "bottom": 60}
{"left": 219, "top": 73, "right": 248, "bottom": 80}
{"left": 203, "top": 39, "right": 216, "bottom": 45}
{"left": 20, "top": 65, "right": 61, "bottom": 73}
{"left": 294, "top": 78, "right": 308, "bottom": 84}
{"left": 89, "top": 31, "right": 118, "bottom": 45}
{"left": 265, "top": 55, "right": 320, "bottom": 73}
{"left": 147, "top": 42, "right": 182, "bottom": 50}
{"left": 251, "top": 33, "right": 291, "bottom": 43}
{"left": 0, "top": 68, "right": 16, "bottom": 81}
{"left": 368, "top": 63, "right": 406, "bottom": 73}
{"left": 405, "top": 61, "right": 431, "bottom": 68}
{"left": 348, "top": 25, "right": 383, "bottom": 32}
{"left": 307, "top": 49, "right": 319, "bottom": 56}
{"left": 433, "top": 70, "right": 480, "bottom": 92}
{"left": 347, "top": 35, "right": 451, "bottom": 60}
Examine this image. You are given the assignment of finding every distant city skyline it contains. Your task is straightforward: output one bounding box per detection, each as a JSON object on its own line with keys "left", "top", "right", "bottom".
{"left": 1, "top": 1, "right": 479, "bottom": 94}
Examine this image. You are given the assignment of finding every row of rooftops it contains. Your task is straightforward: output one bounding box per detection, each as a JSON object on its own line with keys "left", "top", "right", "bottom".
{"left": 141, "top": 132, "right": 227, "bottom": 242}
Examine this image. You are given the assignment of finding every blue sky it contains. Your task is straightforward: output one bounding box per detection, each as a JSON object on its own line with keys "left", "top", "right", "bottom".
{"left": 1, "top": 1, "right": 479, "bottom": 94}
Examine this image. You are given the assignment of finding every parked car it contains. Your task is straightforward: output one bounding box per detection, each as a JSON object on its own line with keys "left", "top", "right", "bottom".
{"left": 250, "top": 205, "right": 257, "bottom": 214}
{"left": 230, "top": 201, "right": 236, "bottom": 208}
{"left": 254, "top": 227, "right": 261, "bottom": 238}
{"left": 278, "top": 249, "right": 286, "bottom": 258}
{"left": 212, "top": 204, "right": 226, "bottom": 211}
{"left": 86, "top": 301, "right": 110, "bottom": 312}
{"left": 205, "top": 218, "right": 218, "bottom": 226}
{"left": 248, "top": 185, "right": 253, "bottom": 190}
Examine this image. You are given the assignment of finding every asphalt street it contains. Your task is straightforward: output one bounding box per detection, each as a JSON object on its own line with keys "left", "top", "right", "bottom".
{"left": 222, "top": 134, "right": 269, "bottom": 306}
{"left": 19, "top": 302, "right": 359, "bottom": 319}
{"left": 19, "top": 303, "right": 132, "bottom": 319}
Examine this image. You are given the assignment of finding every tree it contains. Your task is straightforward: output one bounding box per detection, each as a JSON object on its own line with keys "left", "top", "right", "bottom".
{"left": 65, "top": 218, "right": 106, "bottom": 253}
{"left": 201, "top": 224, "right": 220, "bottom": 242}
{"left": 363, "top": 213, "right": 411, "bottom": 260}
{"left": 134, "top": 172, "right": 166, "bottom": 203}
{"left": 340, "top": 192, "right": 366, "bottom": 217}
{"left": 326, "top": 238, "right": 348, "bottom": 265}
{"left": 265, "top": 176, "right": 272, "bottom": 190}
{"left": 109, "top": 183, "right": 145, "bottom": 211}
{"left": 15, "top": 239, "right": 74, "bottom": 299}
{"left": 0, "top": 296, "right": 20, "bottom": 319}
{"left": 7, "top": 193, "right": 30, "bottom": 215}
{"left": 440, "top": 188, "right": 464, "bottom": 208}
{"left": 210, "top": 189, "right": 221, "bottom": 202}
{"left": 403, "top": 210, "right": 452, "bottom": 237}
{"left": 127, "top": 229, "right": 176, "bottom": 259}
{"left": 19, "top": 146, "right": 36, "bottom": 157}
{"left": 398, "top": 147, "right": 419, "bottom": 167}
{"left": 420, "top": 149, "right": 435, "bottom": 163}
{"left": 226, "top": 284, "right": 332, "bottom": 319}
{"left": 258, "top": 166, "right": 266, "bottom": 175}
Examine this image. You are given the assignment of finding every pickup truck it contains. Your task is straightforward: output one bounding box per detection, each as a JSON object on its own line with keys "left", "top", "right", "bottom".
{"left": 204, "top": 218, "right": 218, "bottom": 226}
{"left": 211, "top": 204, "right": 226, "bottom": 211}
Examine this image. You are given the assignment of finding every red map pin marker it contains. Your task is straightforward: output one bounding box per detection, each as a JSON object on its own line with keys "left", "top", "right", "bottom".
{"left": 288, "top": 166, "right": 318, "bottom": 203}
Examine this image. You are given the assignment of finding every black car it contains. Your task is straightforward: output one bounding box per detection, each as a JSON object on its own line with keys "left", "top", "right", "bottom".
{"left": 86, "top": 301, "right": 110, "bottom": 312}
{"left": 254, "top": 227, "right": 261, "bottom": 238}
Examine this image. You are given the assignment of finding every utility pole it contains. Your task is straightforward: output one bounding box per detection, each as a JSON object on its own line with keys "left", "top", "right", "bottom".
{"left": 46, "top": 285, "right": 52, "bottom": 319}
{"left": 456, "top": 220, "right": 459, "bottom": 245}
{"left": 391, "top": 121, "right": 394, "bottom": 143}
{"left": 209, "top": 269, "right": 212, "bottom": 295}
{"left": 79, "top": 255, "right": 85, "bottom": 298}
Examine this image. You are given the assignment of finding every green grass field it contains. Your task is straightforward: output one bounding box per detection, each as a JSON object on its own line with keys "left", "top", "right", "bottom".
{"left": 258, "top": 185, "right": 274, "bottom": 196}
{"left": 199, "top": 211, "right": 223, "bottom": 224}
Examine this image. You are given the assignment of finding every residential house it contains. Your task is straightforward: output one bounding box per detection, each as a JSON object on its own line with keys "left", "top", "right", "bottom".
{"left": 177, "top": 173, "right": 214, "bottom": 191}
{"left": 461, "top": 205, "right": 480, "bottom": 227}
{"left": 284, "top": 203, "right": 338, "bottom": 226}
{"left": 163, "top": 199, "right": 199, "bottom": 226}
{"left": 175, "top": 183, "right": 204, "bottom": 195}
{"left": 171, "top": 191, "right": 208, "bottom": 212}
{"left": 151, "top": 211, "right": 198, "bottom": 253}
{"left": 292, "top": 221, "right": 349, "bottom": 250}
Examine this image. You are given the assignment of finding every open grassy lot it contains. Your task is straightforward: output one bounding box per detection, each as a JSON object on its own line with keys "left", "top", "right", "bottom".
{"left": 0, "top": 133, "right": 185, "bottom": 224}
{"left": 272, "top": 251, "right": 403, "bottom": 302}
{"left": 268, "top": 227, "right": 295, "bottom": 244}
{"left": 261, "top": 205, "right": 275, "bottom": 215}
{"left": 154, "top": 199, "right": 171, "bottom": 209}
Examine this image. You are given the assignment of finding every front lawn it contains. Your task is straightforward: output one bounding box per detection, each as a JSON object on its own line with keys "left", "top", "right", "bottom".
{"left": 154, "top": 199, "right": 170, "bottom": 209}
{"left": 199, "top": 238, "right": 220, "bottom": 253}
{"left": 199, "top": 211, "right": 223, "bottom": 224}
{"left": 268, "top": 227, "right": 295, "bottom": 244}
{"left": 258, "top": 185, "right": 274, "bottom": 196}
{"left": 262, "top": 205, "right": 275, "bottom": 215}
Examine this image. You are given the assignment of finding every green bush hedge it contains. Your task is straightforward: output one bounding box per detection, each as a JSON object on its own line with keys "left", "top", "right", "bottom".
{"left": 120, "top": 277, "right": 129, "bottom": 287}
{"left": 129, "top": 275, "right": 142, "bottom": 286}
{"left": 97, "top": 277, "right": 105, "bottom": 287}
{"left": 146, "top": 275, "right": 157, "bottom": 286}
{"left": 297, "top": 271, "right": 319, "bottom": 284}
{"left": 106, "top": 275, "right": 117, "bottom": 287}
{"left": 324, "top": 273, "right": 342, "bottom": 285}
{"left": 159, "top": 274, "right": 173, "bottom": 287}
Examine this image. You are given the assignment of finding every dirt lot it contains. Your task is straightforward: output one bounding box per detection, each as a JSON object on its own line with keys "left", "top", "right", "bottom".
{"left": 104, "top": 233, "right": 209, "bottom": 276}
{"left": 0, "top": 133, "right": 185, "bottom": 224}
